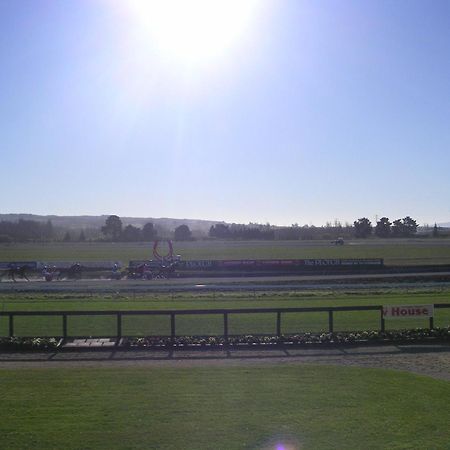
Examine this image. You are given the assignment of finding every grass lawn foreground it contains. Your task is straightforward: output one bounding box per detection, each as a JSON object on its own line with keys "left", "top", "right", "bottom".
{"left": 0, "top": 365, "right": 449, "bottom": 449}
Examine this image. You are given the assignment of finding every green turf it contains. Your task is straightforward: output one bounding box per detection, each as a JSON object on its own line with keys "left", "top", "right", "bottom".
{"left": 1, "top": 290, "right": 449, "bottom": 337}
{"left": 2, "top": 239, "right": 450, "bottom": 265}
{"left": 0, "top": 365, "right": 448, "bottom": 449}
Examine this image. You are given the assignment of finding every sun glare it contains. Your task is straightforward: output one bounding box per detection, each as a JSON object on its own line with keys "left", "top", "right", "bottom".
{"left": 122, "top": 0, "right": 260, "bottom": 66}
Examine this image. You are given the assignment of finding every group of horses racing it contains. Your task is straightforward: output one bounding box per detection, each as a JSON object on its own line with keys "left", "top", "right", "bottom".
{"left": 0, "top": 260, "right": 178, "bottom": 282}
{"left": 0, "top": 240, "right": 179, "bottom": 283}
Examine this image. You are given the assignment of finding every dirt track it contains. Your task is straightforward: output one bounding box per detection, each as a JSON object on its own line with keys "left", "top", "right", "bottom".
{"left": 2, "top": 270, "right": 450, "bottom": 293}
{"left": 1, "top": 343, "right": 449, "bottom": 381}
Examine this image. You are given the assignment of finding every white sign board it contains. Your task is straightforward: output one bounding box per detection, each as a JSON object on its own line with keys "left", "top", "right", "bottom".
{"left": 383, "top": 305, "right": 434, "bottom": 319}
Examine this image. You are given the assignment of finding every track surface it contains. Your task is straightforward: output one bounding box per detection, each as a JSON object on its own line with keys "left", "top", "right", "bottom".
{"left": 2, "top": 271, "right": 450, "bottom": 292}
{"left": 0, "top": 344, "right": 449, "bottom": 381}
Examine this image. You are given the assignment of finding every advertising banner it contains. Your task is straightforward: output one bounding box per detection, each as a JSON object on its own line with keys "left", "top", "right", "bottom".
{"left": 383, "top": 305, "right": 434, "bottom": 319}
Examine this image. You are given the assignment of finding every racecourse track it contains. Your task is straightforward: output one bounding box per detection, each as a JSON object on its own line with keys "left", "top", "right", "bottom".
{"left": 1, "top": 344, "right": 449, "bottom": 381}
{"left": 2, "top": 271, "right": 450, "bottom": 293}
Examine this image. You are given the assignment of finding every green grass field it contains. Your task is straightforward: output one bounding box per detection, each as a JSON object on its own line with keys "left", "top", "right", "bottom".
{"left": 1, "top": 290, "right": 449, "bottom": 337}
{"left": 2, "top": 238, "right": 450, "bottom": 265}
{"left": 0, "top": 365, "right": 449, "bottom": 450}
{"left": 1, "top": 242, "right": 450, "bottom": 450}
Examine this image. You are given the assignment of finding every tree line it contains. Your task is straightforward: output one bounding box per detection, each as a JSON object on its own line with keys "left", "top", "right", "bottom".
{"left": 353, "top": 216, "right": 419, "bottom": 238}
{"left": 100, "top": 215, "right": 193, "bottom": 242}
{"left": 210, "top": 216, "right": 429, "bottom": 240}
{"left": 0, "top": 215, "right": 192, "bottom": 243}
{"left": 209, "top": 223, "right": 275, "bottom": 240}
{"left": 0, "top": 214, "right": 444, "bottom": 243}
{"left": 0, "top": 219, "right": 54, "bottom": 242}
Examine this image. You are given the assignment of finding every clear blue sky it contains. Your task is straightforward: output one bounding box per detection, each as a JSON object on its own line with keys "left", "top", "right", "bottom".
{"left": 1, "top": 0, "right": 449, "bottom": 226}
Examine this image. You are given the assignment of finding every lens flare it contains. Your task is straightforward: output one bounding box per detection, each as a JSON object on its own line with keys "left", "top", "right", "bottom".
{"left": 118, "top": 0, "right": 260, "bottom": 67}
{"left": 259, "top": 435, "right": 302, "bottom": 450}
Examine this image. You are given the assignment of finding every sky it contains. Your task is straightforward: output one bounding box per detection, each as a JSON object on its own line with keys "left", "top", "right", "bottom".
{"left": 1, "top": 0, "right": 449, "bottom": 226}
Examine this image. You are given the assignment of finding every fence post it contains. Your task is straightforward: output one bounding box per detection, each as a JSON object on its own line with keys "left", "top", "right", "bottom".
{"left": 328, "top": 310, "right": 333, "bottom": 333}
{"left": 380, "top": 308, "right": 385, "bottom": 332}
{"left": 9, "top": 314, "right": 14, "bottom": 337}
{"left": 170, "top": 313, "right": 176, "bottom": 343}
{"left": 223, "top": 313, "right": 228, "bottom": 344}
{"left": 117, "top": 313, "right": 122, "bottom": 339}
{"left": 276, "top": 312, "right": 281, "bottom": 337}
{"left": 62, "top": 314, "right": 68, "bottom": 339}
{"left": 429, "top": 316, "right": 434, "bottom": 330}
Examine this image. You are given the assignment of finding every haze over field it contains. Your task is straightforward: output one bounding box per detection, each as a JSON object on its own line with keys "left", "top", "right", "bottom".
{"left": 1, "top": 0, "right": 449, "bottom": 226}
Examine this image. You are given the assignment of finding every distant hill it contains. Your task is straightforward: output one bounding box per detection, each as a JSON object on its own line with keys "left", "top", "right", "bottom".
{"left": 0, "top": 214, "right": 224, "bottom": 235}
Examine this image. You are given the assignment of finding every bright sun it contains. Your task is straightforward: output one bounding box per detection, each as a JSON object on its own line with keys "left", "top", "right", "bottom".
{"left": 121, "top": 0, "right": 260, "bottom": 66}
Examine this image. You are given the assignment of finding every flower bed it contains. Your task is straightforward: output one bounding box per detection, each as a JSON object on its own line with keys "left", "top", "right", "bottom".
{"left": 120, "top": 327, "right": 450, "bottom": 349}
{"left": 0, "top": 327, "right": 449, "bottom": 351}
{"left": 0, "top": 337, "right": 60, "bottom": 351}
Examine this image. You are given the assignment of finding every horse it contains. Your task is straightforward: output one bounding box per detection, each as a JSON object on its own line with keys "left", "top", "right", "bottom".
{"left": 6, "top": 265, "right": 30, "bottom": 282}
{"left": 152, "top": 261, "right": 178, "bottom": 279}
{"left": 57, "top": 263, "right": 83, "bottom": 280}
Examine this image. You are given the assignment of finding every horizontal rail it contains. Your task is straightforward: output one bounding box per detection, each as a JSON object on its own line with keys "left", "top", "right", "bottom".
{"left": 0, "top": 306, "right": 381, "bottom": 316}
{"left": 1, "top": 304, "right": 449, "bottom": 317}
